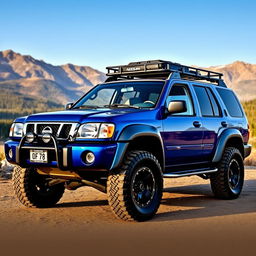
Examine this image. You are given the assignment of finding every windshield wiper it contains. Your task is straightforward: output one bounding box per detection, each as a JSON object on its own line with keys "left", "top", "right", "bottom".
{"left": 72, "top": 105, "right": 99, "bottom": 109}
{"left": 104, "top": 104, "right": 141, "bottom": 109}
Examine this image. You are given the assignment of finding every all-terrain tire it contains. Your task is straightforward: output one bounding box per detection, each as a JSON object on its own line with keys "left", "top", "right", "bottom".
{"left": 107, "top": 151, "right": 163, "bottom": 221}
{"left": 12, "top": 166, "right": 65, "bottom": 208}
{"left": 210, "top": 147, "right": 244, "bottom": 199}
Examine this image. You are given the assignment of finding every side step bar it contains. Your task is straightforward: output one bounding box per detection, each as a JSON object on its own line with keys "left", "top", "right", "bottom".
{"left": 163, "top": 168, "right": 218, "bottom": 178}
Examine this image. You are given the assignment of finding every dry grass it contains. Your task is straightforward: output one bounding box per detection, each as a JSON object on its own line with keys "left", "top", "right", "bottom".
{"left": 0, "top": 153, "right": 4, "bottom": 162}
{"left": 249, "top": 137, "right": 256, "bottom": 147}
{"left": 0, "top": 144, "right": 5, "bottom": 161}
{"left": 244, "top": 137, "right": 256, "bottom": 166}
{"left": 244, "top": 149, "right": 256, "bottom": 166}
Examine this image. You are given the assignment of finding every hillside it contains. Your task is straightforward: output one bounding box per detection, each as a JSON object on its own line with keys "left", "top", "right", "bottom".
{"left": 209, "top": 61, "right": 256, "bottom": 101}
{"left": 1, "top": 50, "right": 256, "bottom": 102}
{"left": 0, "top": 49, "right": 106, "bottom": 104}
{"left": 0, "top": 49, "right": 256, "bottom": 120}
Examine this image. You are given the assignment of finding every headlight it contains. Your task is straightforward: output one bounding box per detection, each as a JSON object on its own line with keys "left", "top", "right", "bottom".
{"left": 9, "top": 123, "right": 24, "bottom": 137}
{"left": 77, "top": 123, "right": 115, "bottom": 139}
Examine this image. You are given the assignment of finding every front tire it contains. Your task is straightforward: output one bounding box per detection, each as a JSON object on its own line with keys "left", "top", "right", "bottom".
{"left": 12, "top": 166, "right": 65, "bottom": 208}
{"left": 107, "top": 151, "right": 163, "bottom": 221}
{"left": 210, "top": 147, "right": 244, "bottom": 199}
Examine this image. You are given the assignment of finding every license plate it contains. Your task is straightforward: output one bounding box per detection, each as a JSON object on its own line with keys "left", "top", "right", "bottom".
{"left": 30, "top": 150, "right": 48, "bottom": 163}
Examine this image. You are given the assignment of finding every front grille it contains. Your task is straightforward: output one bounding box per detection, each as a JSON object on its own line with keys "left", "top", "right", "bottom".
{"left": 37, "top": 124, "right": 60, "bottom": 136}
{"left": 59, "top": 124, "right": 72, "bottom": 138}
{"left": 26, "top": 124, "right": 34, "bottom": 133}
{"left": 25, "top": 123, "right": 75, "bottom": 140}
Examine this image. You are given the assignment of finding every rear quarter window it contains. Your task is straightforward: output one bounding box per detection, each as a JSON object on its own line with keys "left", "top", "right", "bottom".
{"left": 216, "top": 88, "right": 243, "bottom": 117}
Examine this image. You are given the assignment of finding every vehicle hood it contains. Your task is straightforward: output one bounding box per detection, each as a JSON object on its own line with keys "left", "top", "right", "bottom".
{"left": 23, "top": 108, "right": 149, "bottom": 123}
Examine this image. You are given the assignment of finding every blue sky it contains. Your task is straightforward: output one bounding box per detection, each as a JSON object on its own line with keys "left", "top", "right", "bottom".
{"left": 1, "top": 0, "right": 256, "bottom": 71}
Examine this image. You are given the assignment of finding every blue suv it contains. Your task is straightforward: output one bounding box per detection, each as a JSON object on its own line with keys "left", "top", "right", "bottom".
{"left": 5, "top": 60, "right": 252, "bottom": 221}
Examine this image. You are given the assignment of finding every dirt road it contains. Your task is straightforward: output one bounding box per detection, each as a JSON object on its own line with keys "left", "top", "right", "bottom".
{"left": 1, "top": 169, "right": 256, "bottom": 255}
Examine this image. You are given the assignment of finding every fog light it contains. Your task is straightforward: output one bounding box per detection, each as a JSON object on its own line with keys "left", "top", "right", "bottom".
{"left": 26, "top": 132, "right": 35, "bottom": 143}
{"left": 42, "top": 133, "right": 51, "bottom": 144}
{"left": 85, "top": 152, "right": 95, "bottom": 164}
{"left": 9, "top": 148, "right": 13, "bottom": 159}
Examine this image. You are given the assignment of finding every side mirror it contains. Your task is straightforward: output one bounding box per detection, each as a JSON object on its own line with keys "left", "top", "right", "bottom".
{"left": 167, "top": 100, "right": 187, "bottom": 114}
{"left": 65, "top": 102, "right": 73, "bottom": 110}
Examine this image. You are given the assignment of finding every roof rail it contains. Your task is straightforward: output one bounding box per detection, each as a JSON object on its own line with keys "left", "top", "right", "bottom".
{"left": 106, "top": 60, "right": 227, "bottom": 87}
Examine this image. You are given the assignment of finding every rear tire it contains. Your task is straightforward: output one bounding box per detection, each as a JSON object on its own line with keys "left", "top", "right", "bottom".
{"left": 210, "top": 147, "right": 244, "bottom": 199}
{"left": 12, "top": 166, "right": 65, "bottom": 208}
{"left": 107, "top": 151, "right": 163, "bottom": 221}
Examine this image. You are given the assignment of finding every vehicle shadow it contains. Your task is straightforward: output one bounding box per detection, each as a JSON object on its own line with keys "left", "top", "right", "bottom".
{"left": 52, "top": 179, "right": 256, "bottom": 221}
{"left": 55, "top": 199, "right": 108, "bottom": 208}
{"left": 153, "top": 179, "right": 256, "bottom": 222}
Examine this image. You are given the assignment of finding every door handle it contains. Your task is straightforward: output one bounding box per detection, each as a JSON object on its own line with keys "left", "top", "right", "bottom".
{"left": 193, "top": 121, "right": 201, "bottom": 128}
{"left": 221, "top": 121, "right": 228, "bottom": 127}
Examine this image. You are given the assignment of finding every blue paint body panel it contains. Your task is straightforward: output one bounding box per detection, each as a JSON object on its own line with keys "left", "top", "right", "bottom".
{"left": 5, "top": 78, "right": 251, "bottom": 173}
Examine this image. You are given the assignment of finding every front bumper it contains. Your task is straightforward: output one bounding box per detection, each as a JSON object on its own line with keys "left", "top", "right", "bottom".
{"left": 4, "top": 135, "right": 119, "bottom": 171}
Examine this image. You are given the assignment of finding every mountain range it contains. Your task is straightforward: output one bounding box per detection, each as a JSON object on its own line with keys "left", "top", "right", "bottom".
{"left": 209, "top": 61, "right": 256, "bottom": 101}
{"left": 0, "top": 50, "right": 106, "bottom": 106}
{"left": 0, "top": 50, "right": 256, "bottom": 109}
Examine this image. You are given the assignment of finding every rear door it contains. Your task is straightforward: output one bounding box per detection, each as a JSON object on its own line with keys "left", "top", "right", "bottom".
{"left": 162, "top": 82, "right": 204, "bottom": 167}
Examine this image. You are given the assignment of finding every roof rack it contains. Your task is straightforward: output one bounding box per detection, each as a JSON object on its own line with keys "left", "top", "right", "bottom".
{"left": 106, "top": 60, "right": 227, "bottom": 87}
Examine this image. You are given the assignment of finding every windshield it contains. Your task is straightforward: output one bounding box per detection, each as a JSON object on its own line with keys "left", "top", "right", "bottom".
{"left": 72, "top": 81, "right": 164, "bottom": 109}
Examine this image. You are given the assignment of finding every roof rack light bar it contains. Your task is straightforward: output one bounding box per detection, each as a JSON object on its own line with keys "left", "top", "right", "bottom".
{"left": 106, "top": 60, "right": 226, "bottom": 87}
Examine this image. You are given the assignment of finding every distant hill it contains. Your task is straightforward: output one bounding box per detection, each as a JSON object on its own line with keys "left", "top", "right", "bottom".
{"left": 0, "top": 50, "right": 106, "bottom": 105}
{"left": 208, "top": 61, "right": 256, "bottom": 101}
{"left": 1, "top": 49, "right": 256, "bottom": 106}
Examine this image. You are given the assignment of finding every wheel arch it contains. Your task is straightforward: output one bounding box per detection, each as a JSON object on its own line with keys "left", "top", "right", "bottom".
{"left": 212, "top": 129, "right": 244, "bottom": 163}
{"left": 110, "top": 125, "right": 165, "bottom": 171}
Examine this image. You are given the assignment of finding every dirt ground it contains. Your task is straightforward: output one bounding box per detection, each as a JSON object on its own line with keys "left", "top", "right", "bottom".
{"left": 0, "top": 169, "right": 256, "bottom": 255}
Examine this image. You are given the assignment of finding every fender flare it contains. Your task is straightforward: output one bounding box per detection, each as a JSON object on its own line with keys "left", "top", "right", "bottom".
{"left": 212, "top": 129, "right": 244, "bottom": 163}
{"left": 110, "top": 125, "right": 165, "bottom": 171}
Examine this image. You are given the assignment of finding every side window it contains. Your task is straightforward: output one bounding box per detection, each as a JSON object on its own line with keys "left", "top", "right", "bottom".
{"left": 206, "top": 88, "right": 221, "bottom": 117}
{"left": 167, "top": 84, "right": 194, "bottom": 116}
{"left": 194, "top": 86, "right": 214, "bottom": 116}
{"left": 216, "top": 88, "right": 243, "bottom": 117}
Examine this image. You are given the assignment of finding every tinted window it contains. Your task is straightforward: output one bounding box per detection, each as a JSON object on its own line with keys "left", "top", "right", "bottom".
{"left": 194, "top": 86, "right": 213, "bottom": 116}
{"left": 206, "top": 88, "right": 221, "bottom": 117}
{"left": 170, "top": 86, "right": 186, "bottom": 96}
{"left": 167, "top": 84, "right": 194, "bottom": 116}
{"left": 217, "top": 88, "right": 243, "bottom": 117}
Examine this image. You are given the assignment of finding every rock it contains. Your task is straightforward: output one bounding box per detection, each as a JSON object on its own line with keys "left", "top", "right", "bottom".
{"left": 0, "top": 159, "right": 14, "bottom": 179}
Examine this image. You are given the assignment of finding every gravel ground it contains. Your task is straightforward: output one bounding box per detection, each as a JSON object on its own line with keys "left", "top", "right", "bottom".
{"left": 0, "top": 168, "right": 256, "bottom": 255}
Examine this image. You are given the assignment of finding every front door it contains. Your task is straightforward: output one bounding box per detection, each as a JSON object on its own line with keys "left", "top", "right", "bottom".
{"left": 162, "top": 83, "right": 204, "bottom": 168}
